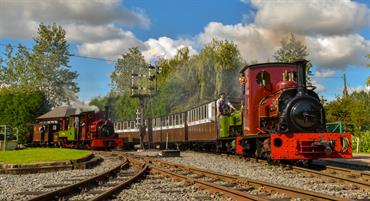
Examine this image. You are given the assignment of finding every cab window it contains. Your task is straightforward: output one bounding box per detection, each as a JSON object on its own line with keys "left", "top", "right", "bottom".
{"left": 256, "top": 71, "right": 271, "bottom": 86}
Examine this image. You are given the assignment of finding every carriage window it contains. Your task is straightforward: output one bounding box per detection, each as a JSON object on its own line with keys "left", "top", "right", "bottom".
{"left": 256, "top": 71, "right": 271, "bottom": 86}
{"left": 203, "top": 105, "right": 207, "bottom": 119}
{"left": 205, "top": 105, "right": 208, "bottom": 119}
{"left": 201, "top": 106, "right": 204, "bottom": 119}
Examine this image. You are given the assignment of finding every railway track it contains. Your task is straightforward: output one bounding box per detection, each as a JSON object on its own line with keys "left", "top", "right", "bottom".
{"left": 292, "top": 164, "right": 370, "bottom": 191}
{"left": 211, "top": 152, "right": 370, "bottom": 191}
{"left": 26, "top": 157, "right": 147, "bottom": 201}
{"left": 25, "top": 151, "right": 367, "bottom": 201}
{"left": 127, "top": 154, "right": 348, "bottom": 201}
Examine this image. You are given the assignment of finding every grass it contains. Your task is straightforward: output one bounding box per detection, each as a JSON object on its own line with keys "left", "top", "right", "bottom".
{"left": 0, "top": 148, "right": 91, "bottom": 164}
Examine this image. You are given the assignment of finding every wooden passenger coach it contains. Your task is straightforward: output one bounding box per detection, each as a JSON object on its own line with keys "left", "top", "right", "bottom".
{"left": 114, "top": 101, "right": 220, "bottom": 148}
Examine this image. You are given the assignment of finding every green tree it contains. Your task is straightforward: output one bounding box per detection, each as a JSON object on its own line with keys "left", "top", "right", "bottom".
{"left": 0, "top": 45, "right": 33, "bottom": 90}
{"left": 325, "top": 91, "right": 370, "bottom": 152}
{"left": 274, "top": 33, "right": 309, "bottom": 62}
{"left": 0, "top": 88, "right": 49, "bottom": 143}
{"left": 30, "top": 23, "right": 79, "bottom": 107}
{"left": 274, "top": 33, "right": 313, "bottom": 80}
{"left": 194, "top": 39, "right": 243, "bottom": 100}
{"left": 111, "top": 47, "right": 147, "bottom": 93}
{"left": 367, "top": 54, "right": 369, "bottom": 86}
{"left": 104, "top": 39, "right": 245, "bottom": 118}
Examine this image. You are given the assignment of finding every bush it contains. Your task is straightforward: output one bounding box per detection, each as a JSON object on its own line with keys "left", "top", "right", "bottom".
{"left": 352, "top": 131, "right": 370, "bottom": 153}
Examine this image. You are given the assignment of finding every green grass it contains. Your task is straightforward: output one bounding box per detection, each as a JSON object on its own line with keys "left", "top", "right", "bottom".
{"left": 0, "top": 148, "right": 91, "bottom": 164}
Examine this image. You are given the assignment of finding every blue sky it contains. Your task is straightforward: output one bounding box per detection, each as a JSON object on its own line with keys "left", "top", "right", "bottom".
{"left": 0, "top": 0, "right": 369, "bottom": 102}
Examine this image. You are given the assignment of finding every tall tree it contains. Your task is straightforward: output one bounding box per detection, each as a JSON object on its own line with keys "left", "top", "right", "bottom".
{"left": 274, "top": 33, "right": 313, "bottom": 82}
{"left": 111, "top": 47, "right": 147, "bottom": 93}
{"left": 274, "top": 33, "right": 309, "bottom": 62}
{"left": 0, "top": 45, "right": 33, "bottom": 91}
{"left": 367, "top": 54, "right": 370, "bottom": 86}
{"left": 30, "top": 23, "right": 79, "bottom": 107}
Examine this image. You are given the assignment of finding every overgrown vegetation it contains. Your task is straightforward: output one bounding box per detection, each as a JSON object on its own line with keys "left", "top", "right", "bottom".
{"left": 325, "top": 91, "right": 370, "bottom": 152}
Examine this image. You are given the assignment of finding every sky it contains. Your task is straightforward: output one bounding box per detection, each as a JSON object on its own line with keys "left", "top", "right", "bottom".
{"left": 0, "top": 0, "right": 369, "bottom": 102}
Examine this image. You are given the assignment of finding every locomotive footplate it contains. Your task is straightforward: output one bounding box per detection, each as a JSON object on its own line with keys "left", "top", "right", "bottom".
{"left": 270, "top": 132, "right": 352, "bottom": 160}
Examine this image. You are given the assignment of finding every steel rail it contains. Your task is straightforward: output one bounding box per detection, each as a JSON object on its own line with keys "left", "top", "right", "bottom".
{"left": 292, "top": 166, "right": 370, "bottom": 191}
{"left": 201, "top": 151, "right": 370, "bottom": 191}
{"left": 320, "top": 165, "right": 370, "bottom": 182}
{"left": 89, "top": 163, "right": 148, "bottom": 201}
{"left": 27, "top": 158, "right": 129, "bottom": 201}
{"left": 149, "top": 164, "right": 267, "bottom": 201}
{"left": 145, "top": 157, "right": 347, "bottom": 201}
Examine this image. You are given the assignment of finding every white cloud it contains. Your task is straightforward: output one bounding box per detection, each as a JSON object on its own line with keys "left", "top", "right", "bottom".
{"left": 198, "top": 22, "right": 279, "bottom": 63}
{"left": 142, "top": 37, "right": 197, "bottom": 63}
{"left": 197, "top": 0, "right": 370, "bottom": 69}
{"left": 314, "top": 69, "right": 336, "bottom": 78}
{"left": 251, "top": 0, "right": 370, "bottom": 35}
{"left": 0, "top": 0, "right": 150, "bottom": 40}
{"left": 348, "top": 85, "right": 370, "bottom": 93}
{"left": 307, "top": 34, "right": 370, "bottom": 68}
{"left": 78, "top": 35, "right": 197, "bottom": 62}
{"left": 65, "top": 24, "right": 133, "bottom": 43}
{"left": 311, "top": 79, "right": 326, "bottom": 93}
{"left": 1, "top": 0, "right": 368, "bottom": 71}
{"left": 78, "top": 36, "right": 144, "bottom": 60}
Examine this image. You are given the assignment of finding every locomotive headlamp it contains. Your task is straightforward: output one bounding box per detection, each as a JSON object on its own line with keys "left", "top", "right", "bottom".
{"left": 324, "top": 145, "right": 333, "bottom": 155}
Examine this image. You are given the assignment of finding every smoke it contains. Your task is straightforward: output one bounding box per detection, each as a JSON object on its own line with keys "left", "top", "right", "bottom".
{"left": 65, "top": 91, "right": 100, "bottom": 112}
{"left": 70, "top": 99, "right": 100, "bottom": 113}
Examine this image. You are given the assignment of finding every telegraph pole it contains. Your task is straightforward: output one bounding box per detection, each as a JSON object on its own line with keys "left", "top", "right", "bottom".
{"left": 131, "top": 65, "right": 159, "bottom": 150}
{"left": 342, "top": 73, "right": 348, "bottom": 98}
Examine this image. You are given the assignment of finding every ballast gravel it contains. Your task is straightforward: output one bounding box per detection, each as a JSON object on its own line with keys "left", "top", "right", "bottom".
{"left": 0, "top": 156, "right": 122, "bottom": 201}
{"left": 132, "top": 150, "right": 370, "bottom": 200}
{"left": 114, "top": 173, "right": 231, "bottom": 201}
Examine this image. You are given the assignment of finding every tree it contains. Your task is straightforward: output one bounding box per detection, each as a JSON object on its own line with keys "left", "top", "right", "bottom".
{"left": 111, "top": 47, "right": 147, "bottom": 93}
{"left": 0, "top": 88, "right": 49, "bottom": 143}
{"left": 367, "top": 54, "right": 369, "bottom": 86}
{"left": 274, "top": 33, "right": 309, "bottom": 62}
{"left": 274, "top": 33, "right": 313, "bottom": 82}
{"left": 325, "top": 91, "right": 370, "bottom": 152}
{"left": 0, "top": 45, "right": 33, "bottom": 90}
{"left": 30, "top": 23, "right": 79, "bottom": 107}
{"left": 194, "top": 39, "right": 243, "bottom": 100}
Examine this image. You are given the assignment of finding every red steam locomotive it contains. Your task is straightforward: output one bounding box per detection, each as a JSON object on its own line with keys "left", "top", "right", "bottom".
{"left": 33, "top": 107, "right": 123, "bottom": 149}
{"left": 115, "top": 60, "right": 352, "bottom": 161}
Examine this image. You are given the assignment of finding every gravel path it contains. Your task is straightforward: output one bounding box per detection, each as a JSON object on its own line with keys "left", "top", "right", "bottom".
{"left": 131, "top": 150, "right": 370, "bottom": 200}
{"left": 114, "top": 173, "right": 231, "bottom": 201}
{"left": 0, "top": 156, "right": 122, "bottom": 201}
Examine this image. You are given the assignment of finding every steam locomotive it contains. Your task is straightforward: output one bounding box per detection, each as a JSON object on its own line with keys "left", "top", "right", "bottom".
{"left": 33, "top": 107, "right": 123, "bottom": 149}
{"left": 115, "top": 60, "right": 352, "bottom": 161}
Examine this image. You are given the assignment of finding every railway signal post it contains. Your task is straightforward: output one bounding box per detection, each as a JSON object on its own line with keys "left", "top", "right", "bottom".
{"left": 131, "top": 64, "right": 160, "bottom": 149}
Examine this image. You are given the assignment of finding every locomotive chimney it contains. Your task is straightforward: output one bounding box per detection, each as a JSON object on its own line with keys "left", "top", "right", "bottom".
{"left": 295, "top": 60, "right": 307, "bottom": 95}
